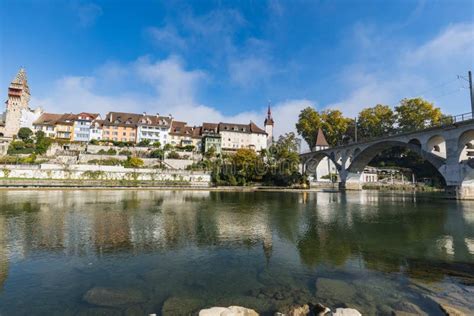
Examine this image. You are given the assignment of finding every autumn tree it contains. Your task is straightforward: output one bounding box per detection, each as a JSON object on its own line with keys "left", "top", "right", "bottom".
{"left": 357, "top": 104, "right": 395, "bottom": 139}
{"left": 296, "top": 107, "right": 352, "bottom": 148}
{"left": 395, "top": 98, "right": 443, "bottom": 132}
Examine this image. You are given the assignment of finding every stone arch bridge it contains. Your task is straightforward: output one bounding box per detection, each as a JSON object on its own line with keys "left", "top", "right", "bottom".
{"left": 300, "top": 116, "right": 474, "bottom": 199}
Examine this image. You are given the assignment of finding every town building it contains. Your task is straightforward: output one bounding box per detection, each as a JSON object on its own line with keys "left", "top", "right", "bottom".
{"left": 136, "top": 113, "right": 172, "bottom": 145}
{"left": 219, "top": 122, "right": 267, "bottom": 152}
{"left": 169, "top": 121, "right": 202, "bottom": 149}
{"left": 201, "top": 123, "right": 221, "bottom": 154}
{"left": 54, "top": 114, "right": 76, "bottom": 140}
{"left": 264, "top": 105, "right": 274, "bottom": 148}
{"left": 72, "top": 113, "right": 101, "bottom": 142}
{"left": 33, "top": 113, "right": 63, "bottom": 138}
{"left": 0, "top": 68, "right": 43, "bottom": 138}
{"left": 102, "top": 112, "right": 139, "bottom": 143}
{"left": 89, "top": 120, "right": 104, "bottom": 141}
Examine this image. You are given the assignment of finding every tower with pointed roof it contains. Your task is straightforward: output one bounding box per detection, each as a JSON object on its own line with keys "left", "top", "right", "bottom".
{"left": 264, "top": 105, "right": 274, "bottom": 147}
{"left": 314, "top": 127, "right": 329, "bottom": 151}
{"left": 2, "top": 68, "right": 32, "bottom": 137}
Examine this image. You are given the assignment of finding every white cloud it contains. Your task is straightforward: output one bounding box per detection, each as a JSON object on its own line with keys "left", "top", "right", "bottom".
{"left": 404, "top": 23, "right": 474, "bottom": 66}
{"left": 228, "top": 57, "right": 274, "bottom": 87}
{"left": 328, "top": 22, "right": 474, "bottom": 116}
{"left": 32, "top": 55, "right": 311, "bottom": 142}
{"left": 147, "top": 25, "right": 187, "bottom": 50}
{"left": 134, "top": 55, "right": 206, "bottom": 107}
{"left": 77, "top": 3, "right": 102, "bottom": 27}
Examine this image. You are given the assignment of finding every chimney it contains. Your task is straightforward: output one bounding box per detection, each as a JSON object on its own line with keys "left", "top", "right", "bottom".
{"left": 109, "top": 113, "right": 113, "bottom": 122}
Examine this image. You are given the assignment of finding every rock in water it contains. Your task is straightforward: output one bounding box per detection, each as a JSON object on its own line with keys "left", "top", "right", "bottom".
{"left": 161, "top": 297, "right": 202, "bottom": 315}
{"left": 315, "top": 278, "right": 357, "bottom": 303}
{"left": 83, "top": 287, "right": 146, "bottom": 307}
{"left": 332, "top": 308, "right": 362, "bottom": 316}
{"left": 199, "top": 306, "right": 259, "bottom": 316}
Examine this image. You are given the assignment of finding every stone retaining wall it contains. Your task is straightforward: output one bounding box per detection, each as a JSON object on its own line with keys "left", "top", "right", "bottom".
{"left": 0, "top": 163, "right": 210, "bottom": 187}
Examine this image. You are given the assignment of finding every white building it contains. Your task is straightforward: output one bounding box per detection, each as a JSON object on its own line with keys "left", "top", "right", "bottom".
{"left": 89, "top": 120, "right": 103, "bottom": 141}
{"left": 136, "top": 114, "right": 172, "bottom": 145}
{"left": 219, "top": 122, "right": 267, "bottom": 152}
{"left": 73, "top": 113, "right": 100, "bottom": 142}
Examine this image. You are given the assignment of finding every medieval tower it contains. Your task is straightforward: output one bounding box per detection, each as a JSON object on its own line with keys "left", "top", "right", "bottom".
{"left": 264, "top": 105, "right": 274, "bottom": 147}
{"left": 3, "top": 68, "right": 31, "bottom": 137}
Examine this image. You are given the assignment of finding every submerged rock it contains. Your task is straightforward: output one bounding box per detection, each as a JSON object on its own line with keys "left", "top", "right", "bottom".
{"left": 161, "top": 296, "right": 202, "bottom": 315}
{"left": 390, "top": 301, "right": 427, "bottom": 316}
{"left": 332, "top": 308, "right": 362, "bottom": 316}
{"left": 199, "top": 306, "right": 259, "bottom": 316}
{"left": 82, "top": 287, "right": 146, "bottom": 307}
{"left": 315, "top": 278, "right": 357, "bottom": 303}
{"left": 277, "top": 303, "right": 331, "bottom": 316}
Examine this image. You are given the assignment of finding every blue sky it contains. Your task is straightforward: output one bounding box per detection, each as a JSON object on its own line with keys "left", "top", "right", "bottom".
{"left": 1, "top": 0, "right": 473, "bottom": 138}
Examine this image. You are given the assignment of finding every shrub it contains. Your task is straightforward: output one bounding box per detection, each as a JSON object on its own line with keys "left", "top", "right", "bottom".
{"left": 167, "top": 151, "right": 180, "bottom": 159}
{"left": 88, "top": 158, "right": 123, "bottom": 166}
{"left": 119, "top": 150, "right": 132, "bottom": 156}
{"left": 150, "top": 149, "right": 164, "bottom": 159}
{"left": 17, "top": 127, "right": 33, "bottom": 141}
{"left": 137, "top": 139, "right": 151, "bottom": 147}
{"left": 97, "top": 148, "right": 117, "bottom": 155}
{"left": 124, "top": 157, "right": 144, "bottom": 168}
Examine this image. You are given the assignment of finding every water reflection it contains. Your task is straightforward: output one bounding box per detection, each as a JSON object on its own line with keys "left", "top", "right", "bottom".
{"left": 0, "top": 190, "right": 473, "bottom": 314}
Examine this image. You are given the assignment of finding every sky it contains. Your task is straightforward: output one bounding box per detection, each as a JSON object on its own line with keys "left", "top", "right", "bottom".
{"left": 1, "top": 0, "right": 473, "bottom": 141}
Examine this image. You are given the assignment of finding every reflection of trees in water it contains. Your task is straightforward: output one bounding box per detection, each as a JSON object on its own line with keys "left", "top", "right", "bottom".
{"left": 291, "top": 193, "right": 474, "bottom": 282}
{"left": 0, "top": 190, "right": 473, "bottom": 283}
{"left": 0, "top": 217, "right": 8, "bottom": 292}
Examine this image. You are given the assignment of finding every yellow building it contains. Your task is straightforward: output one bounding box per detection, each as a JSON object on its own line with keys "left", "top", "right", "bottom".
{"left": 102, "top": 112, "right": 138, "bottom": 143}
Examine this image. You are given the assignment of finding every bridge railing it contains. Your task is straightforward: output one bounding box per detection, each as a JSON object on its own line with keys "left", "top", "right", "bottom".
{"left": 301, "top": 111, "right": 473, "bottom": 154}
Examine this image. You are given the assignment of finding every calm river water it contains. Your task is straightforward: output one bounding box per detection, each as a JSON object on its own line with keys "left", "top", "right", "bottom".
{"left": 0, "top": 190, "right": 473, "bottom": 315}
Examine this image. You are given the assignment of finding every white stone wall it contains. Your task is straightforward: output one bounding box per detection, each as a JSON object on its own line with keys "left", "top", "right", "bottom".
{"left": 0, "top": 163, "right": 210, "bottom": 184}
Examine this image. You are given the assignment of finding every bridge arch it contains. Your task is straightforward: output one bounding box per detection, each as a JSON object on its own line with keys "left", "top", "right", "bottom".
{"left": 458, "top": 129, "right": 474, "bottom": 162}
{"left": 303, "top": 151, "right": 341, "bottom": 181}
{"left": 408, "top": 138, "right": 422, "bottom": 148}
{"left": 347, "top": 140, "right": 447, "bottom": 181}
{"left": 426, "top": 135, "right": 447, "bottom": 158}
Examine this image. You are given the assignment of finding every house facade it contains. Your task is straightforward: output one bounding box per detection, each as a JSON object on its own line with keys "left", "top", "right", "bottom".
{"left": 72, "top": 113, "right": 101, "bottom": 142}
{"left": 136, "top": 114, "right": 171, "bottom": 145}
{"left": 219, "top": 122, "right": 267, "bottom": 152}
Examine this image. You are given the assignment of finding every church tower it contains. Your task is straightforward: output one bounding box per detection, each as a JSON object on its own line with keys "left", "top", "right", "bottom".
{"left": 3, "top": 68, "right": 31, "bottom": 137}
{"left": 264, "top": 105, "right": 274, "bottom": 148}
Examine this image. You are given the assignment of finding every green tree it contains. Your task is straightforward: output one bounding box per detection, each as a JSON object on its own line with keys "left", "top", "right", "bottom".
{"left": 319, "top": 109, "right": 352, "bottom": 146}
{"left": 34, "top": 131, "right": 52, "bottom": 155}
{"left": 265, "top": 133, "right": 304, "bottom": 186}
{"left": 357, "top": 104, "right": 396, "bottom": 139}
{"left": 205, "top": 145, "right": 217, "bottom": 159}
{"left": 296, "top": 107, "right": 351, "bottom": 147}
{"left": 17, "top": 127, "right": 33, "bottom": 142}
{"left": 295, "top": 107, "right": 321, "bottom": 150}
{"left": 395, "top": 98, "right": 443, "bottom": 132}
{"left": 152, "top": 141, "right": 161, "bottom": 148}
{"left": 163, "top": 143, "right": 173, "bottom": 151}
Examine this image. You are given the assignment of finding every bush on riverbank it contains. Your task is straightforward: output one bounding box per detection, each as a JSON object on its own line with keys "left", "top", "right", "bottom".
{"left": 210, "top": 133, "right": 307, "bottom": 187}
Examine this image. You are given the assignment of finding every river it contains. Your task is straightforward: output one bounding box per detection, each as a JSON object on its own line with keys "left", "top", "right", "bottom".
{"left": 0, "top": 190, "right": 473, "bottom": 315}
